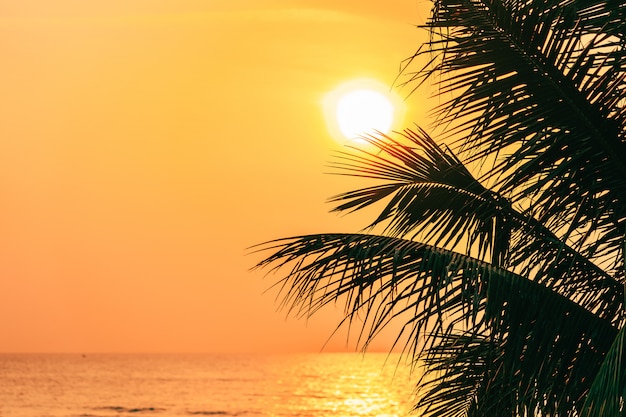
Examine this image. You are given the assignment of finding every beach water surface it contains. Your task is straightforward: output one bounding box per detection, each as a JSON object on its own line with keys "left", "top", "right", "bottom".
{"left": 1, "top": 353, "right": 417, "bottom": 417}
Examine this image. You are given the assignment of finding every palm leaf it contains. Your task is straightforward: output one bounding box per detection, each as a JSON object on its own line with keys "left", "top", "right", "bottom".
{"left": 253, "top": 232, "right": 618, "bottom": 416}
{"left": 328, "top": 130, "right": 624, "bottom": 326}
{"left": 254, "top": 1, "right": 626, "bottom": 415}
{"left": 401, "top": 0, "right": 626, "bottom": 269}
{"left": 330, "top": 130, "right": 508, "bottom": 262}
{"left": 580, "top": 323, "right": 626, "bottom": 417}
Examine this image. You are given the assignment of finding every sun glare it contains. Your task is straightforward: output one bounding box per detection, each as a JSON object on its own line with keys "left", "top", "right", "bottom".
{"left": 324, "top": 79, "right": 405, "bottom": 145}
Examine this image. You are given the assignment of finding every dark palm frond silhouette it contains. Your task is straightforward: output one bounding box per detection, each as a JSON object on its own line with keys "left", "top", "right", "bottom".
{"left": 253, "top": 1, "right": 626, "bottom": 416}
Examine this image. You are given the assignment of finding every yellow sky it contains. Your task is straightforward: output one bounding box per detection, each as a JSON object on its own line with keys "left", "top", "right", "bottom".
{"left": 0, "top": 0, "right": 431, "bottom": 353}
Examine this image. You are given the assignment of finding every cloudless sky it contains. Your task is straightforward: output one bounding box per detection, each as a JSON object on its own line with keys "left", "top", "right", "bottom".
{"left": 0, "top": 0, "right": 432, "bottom": 353}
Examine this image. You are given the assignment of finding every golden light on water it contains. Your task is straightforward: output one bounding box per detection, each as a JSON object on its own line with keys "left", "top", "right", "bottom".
{"left": 242, "top": 353, "right": 417, "bottom": 416}
{"left": 3, "top": 353, "right": 417, "bottom": 417}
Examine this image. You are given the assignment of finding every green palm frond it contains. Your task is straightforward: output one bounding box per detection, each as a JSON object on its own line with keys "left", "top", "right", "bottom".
{"left": 254, "top": 1, "right": 626, "bottom": 415}
{"left": 415, "top": 272, "right": 619, "bottom": 417}
{"left": 580, "top": 324, "right": 626, "bottom": 417}
{"left": 483, "top": 262, "right": 616, "bottom": 416}
{"left": 328, "top": 129, "right": 624, "bottom": 326}
{"left": 329, "top": 129, "right": 509, "bottom": 263}
{"left": 402, "top": 0, "right": 626, "bottom": 268}
{"left": 254, "top": 233, "right": 486, "bottom": 351}
{"left": 415, "top": 334, "right": 500, "bottom": 417}
{"left": 253, "top": 233, "right": 617, "bottom": 416}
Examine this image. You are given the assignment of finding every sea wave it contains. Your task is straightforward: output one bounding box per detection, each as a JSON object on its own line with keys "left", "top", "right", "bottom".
{"left": 92, "top": 406, "right": 167, "bottom": 414}
{"left": 187, "top": 411, "right": 261, "bottom": 416}
{"left": 1, "top": 353, "right": 416, "bottom": 417}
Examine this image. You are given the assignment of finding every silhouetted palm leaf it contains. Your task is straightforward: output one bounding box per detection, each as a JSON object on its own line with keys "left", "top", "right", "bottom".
{"left": 329, "top": 129, "right": 510, "bottom": 263}
{"left": 254, "top": 232, "right": 617, "bottom": 415}
{"left": 403, "top": 0, "right": 626, "bottom": 272}
{"left": 329, "top": 129, "right": 624, "bottom": 327}
{"left": 254, "top": 0, "right": 626, "bottom": 415}
{"left": 580, "top": 325, "right": 626, "bottom": 417}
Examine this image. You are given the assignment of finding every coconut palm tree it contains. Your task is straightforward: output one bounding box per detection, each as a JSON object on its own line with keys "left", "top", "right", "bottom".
{"left": 253, "top": 1, "right": 626, "bottom": 416}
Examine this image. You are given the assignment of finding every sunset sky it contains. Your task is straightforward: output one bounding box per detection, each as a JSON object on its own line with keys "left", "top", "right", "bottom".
{"left": 0, "top": 0, "right": 432, "bottom": 353}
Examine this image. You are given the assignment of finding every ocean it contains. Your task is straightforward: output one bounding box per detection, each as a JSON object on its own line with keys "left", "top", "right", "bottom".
{"left": 0, "top": 353, "right": 418, "bottom": 417}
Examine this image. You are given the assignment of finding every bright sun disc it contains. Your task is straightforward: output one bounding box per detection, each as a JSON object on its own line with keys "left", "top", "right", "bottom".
{"left": 323, "top": 79, "right": 404, "bottom": 144}
{"left": 336, "top": 90, "right": 394, "bottom": 139}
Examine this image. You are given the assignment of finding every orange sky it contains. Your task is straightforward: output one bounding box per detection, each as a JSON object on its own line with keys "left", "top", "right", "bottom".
{"left": 0, "top": 0, "right": 431, "bottom": 353}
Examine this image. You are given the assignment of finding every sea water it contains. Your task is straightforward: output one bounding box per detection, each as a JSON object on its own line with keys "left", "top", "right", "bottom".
{"left": 0, "top": 353, "right": 418, "bottom": 417}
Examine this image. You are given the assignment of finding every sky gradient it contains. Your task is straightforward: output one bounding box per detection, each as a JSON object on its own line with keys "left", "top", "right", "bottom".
{"left": 0, "top": 0, "right": 431, "bottom": 353}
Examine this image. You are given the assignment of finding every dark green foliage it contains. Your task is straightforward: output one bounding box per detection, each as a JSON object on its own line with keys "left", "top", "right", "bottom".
{"left": 253, "top": 0, "right": 626, "bottom": 415}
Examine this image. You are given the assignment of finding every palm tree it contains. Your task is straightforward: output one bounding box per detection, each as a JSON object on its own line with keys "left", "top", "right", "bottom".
{"left": 253, "top": 1, "right": 626, "bottom": 416}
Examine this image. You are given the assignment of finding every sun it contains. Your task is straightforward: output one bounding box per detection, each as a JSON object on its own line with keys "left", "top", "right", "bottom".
{"left": 336, "top": 89, "right": 394, "bottom": 139}
{"left": 323, "top": 79, "right": 405, "bottom": 144}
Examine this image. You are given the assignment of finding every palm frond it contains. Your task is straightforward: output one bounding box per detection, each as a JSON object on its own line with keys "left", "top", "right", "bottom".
{"left": 254, "top": 233, "right": 485, "bottom": 353}
{"left": 414, "top": 334, "right": 501, "bottom": 417}
{"left": 254, "top": 2, "right": 626, "bottom": 415}
{"left": 330, "top": 129, "right": 510, "bottom": 263}
{"left": 413, "top": 271, "right": 620, "bottom": 417}
{"left": 580, "top": 323, "right": 626, "bottom": 417}
{"left": 253, "top": 232, "right": 618, "bottom": 416}
{"left": 328, "top": 130, "right": 624, "bottom": 326}
{"left": 401, "top": 0, "right": 626, "bottom": 267}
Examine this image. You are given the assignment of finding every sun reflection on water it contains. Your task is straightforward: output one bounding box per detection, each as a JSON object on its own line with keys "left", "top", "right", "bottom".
{"left": 0, "top": 353, "right": 417, "bottom": 417}
{"left": 257, "top": 353, "right": 417, "bottom": 417}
